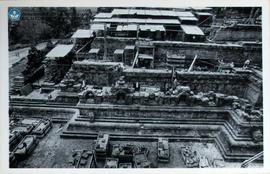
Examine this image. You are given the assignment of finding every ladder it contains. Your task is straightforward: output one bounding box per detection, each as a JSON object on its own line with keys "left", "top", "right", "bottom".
{"left": 132, "top": 51, "right": 139, "bottom": 68}
{"left": 207, "top": 26, "right": 223, "bottom": 42}
{"left": 240, "top": 151, "right": 263, "bottom": 168}
{"left": 75, "top": 40, "right": 93, "bottom": 61}
{"left": 188, "top": 54, "right": 198, "bottom": 72}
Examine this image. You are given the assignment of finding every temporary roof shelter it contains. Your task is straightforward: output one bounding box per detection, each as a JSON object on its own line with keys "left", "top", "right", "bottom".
{"left": 111, "top": 9, "right": 195, "bottom": 18}
{"left": 139, "top": 25, "right": 165, "bottom": 32}
{"left": 116, "top": 24, "right": 137, "bottom": 31}
{"left": 90, "top": 23, "right": 111, "bottom": 31}
{"left": 180, "top": 25, "right": 204, "bottom": 35}
{"left": 71, "top": 29, "right": 93, "bottom": 38}
{"left": 46, "top": 44, "right": 74, "bottom": 58}
{"left": 93, "top": 18, "right": 180, "bottom": 25}
{"left": 94, "top": 13, "right": 113, "bottom": 18}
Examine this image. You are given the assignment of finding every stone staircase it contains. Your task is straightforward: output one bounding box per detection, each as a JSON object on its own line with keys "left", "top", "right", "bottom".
{"left": 60, "top": 104, "right": 263, "bottom": 162}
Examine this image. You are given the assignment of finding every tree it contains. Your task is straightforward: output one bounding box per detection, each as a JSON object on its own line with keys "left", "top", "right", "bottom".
{"left": 71, "top": 7, "right": 79, "bottom": 29}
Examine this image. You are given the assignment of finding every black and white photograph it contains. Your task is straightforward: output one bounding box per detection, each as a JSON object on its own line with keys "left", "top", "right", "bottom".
{"left": 0, "top": 0, "right": 269, "bottom": 173}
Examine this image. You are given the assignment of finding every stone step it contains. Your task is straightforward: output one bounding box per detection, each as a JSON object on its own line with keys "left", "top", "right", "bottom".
{"left": 60, "top": 130, "right": 262, "bottom": 162}
{"left": 215, "top": 134, "right": 263, "bottom": 162}
{"left": 71, "top": 117, "right": 252, "bottom": 141}
{"left": 65, "top": 120, "right": 259, "bottom": 148}
{"left": 51, "top": 117, "right": 69, "bottom": 123}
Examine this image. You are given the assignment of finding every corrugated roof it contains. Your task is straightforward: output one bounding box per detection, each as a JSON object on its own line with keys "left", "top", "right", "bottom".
{"left": 94, "top": 13, "right": 112, "bottom": 18}
{"left": 114, "top": 49, "right": 124, "bottom": 54}
{"left": 176, "top": 11, "right": 194, "bottom": 17}
{"left": 75, "top": 60, "right": 123, "bottom": 66}
{"left": 46, "top": 44, "right": 74, "bottom": 58}
{"left": 90, "top": 23, "right": 111, "bottom": 30}
{"left": 125, "top": 45, "right": 135, "bottom": 50}
{"left": 116, "top": 24, "right": 137, "bottom": 31}
{"left": 128, "top": 18, "right": 146, "bottom": 23}
{"left": 190, "top": 7, "right": 212, "bottom": 11}
{"left": 71, "top": 29, "right": 93, "bottom": 38}
{"left": 147, "top": 10, "right": 161, "bottom": 16}
{"left": 89, "top": 48, "right": 100, "bottom": 54}
{"left": 139, "top": 25, "right": 165, "bottom": 31}
{"left": 147, "top": 19, "right": 180, "bottom": 24}
{"left": 94, "top": 18, "right": 179, "bottom": 25}
{"left": 112, "top": 9, "right": 129, "bottom": 15}
{"left": 125, "top": 24, "right": 137, "bottom": 31}
{"left": 116, "top": 25, "right": 123, "bottom": 31}
{"left": 117, "top": 25, "right": 125, "bottom": 31}
{"left": 111, "top": 9, "right": 195, "bottom": 18}
{"left": 160, "top": 10, "right": 175, "bottom": 16}
{"left": 179, "top": 16, "right": 198, "bottom": 21}
{"left": 129, "top": 9, "right": 145, "bottom": 15}
{"left": 180, "top": 25, "right": 204, "bottom": 35}
{"left": 195, "top": 12, "right": 212, "bottom": 16}
{"left": 138, "top": 54, "right": 154, "bottom": 59}
{"left": 91, "top": 24, "right": 104, "bottom": 30}
{"left": 94, "top": 18, "right": 128, "bottom": 23}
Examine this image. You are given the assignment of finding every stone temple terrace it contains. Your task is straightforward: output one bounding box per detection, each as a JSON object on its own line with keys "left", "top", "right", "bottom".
{"left": 9, "top": 7, "right": 263, "bottom": 168}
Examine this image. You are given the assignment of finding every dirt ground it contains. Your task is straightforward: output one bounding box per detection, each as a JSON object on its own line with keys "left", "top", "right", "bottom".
{"left": 14, "top": 123, "right": 263, "bottom": 168}
{"left": 17, "top": 123, "right": 94, "bottom": 168}
{"left": 9, "top": 58, "right": 27, "bottom": 91}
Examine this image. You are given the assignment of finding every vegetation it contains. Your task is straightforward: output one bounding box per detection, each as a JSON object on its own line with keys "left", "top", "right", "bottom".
{"left": 8, "top": 7, "right": 93, "bottom": 47}
{"left": 22, "top": 41, "right": 55, "bottom": 83}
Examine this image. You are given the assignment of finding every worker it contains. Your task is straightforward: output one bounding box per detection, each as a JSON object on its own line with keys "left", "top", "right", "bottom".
{"left": 172, "top": 78, "right": 179, "bottom": 90}
{"left": 243, "top": 59, "right": 251, "bottom": 69}
{"left": 82, "top": 80, "right": 86, "bottom": 89}
{"left": 230, "top": 62, "right": 234, "bottom": 68}
{"left": 230, "top": 62, "right": 235, "bottom": 72}
{"left": 92, "top": 31, "right": 96, "bottom": 38}
{"left": 134, "top": 82, "right": 140, "bottom": 91}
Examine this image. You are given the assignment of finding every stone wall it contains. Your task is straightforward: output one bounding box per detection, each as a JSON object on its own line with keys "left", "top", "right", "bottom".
{"left": 91, "top": 38, "right": 262, "bottom": 67}
{"left": 245, "top": 71, "right": 263, "bottom": 106}
{"left": 242, "top": 42, "right": 262, "bottom": 67}
{"left": 153, "top": 41, "right": 262, "bottom": 67}
{"left": 76, "top": 104, "right": 262, "bottom": 160}
{"left": 10, "top": 106, "right": 78, "bottom": 120}
{"left": 214, "top": 24, "right": 262, "bottom": 42}
{"left": 80, "top": 105, "right": 227, "bottom": 119}
{"left": 124, "top": 69, "right": 249, "bottom": 97}
{"left": 78, "top": 105, "right": 262, "bottom": 134}
{"left": 91, "top": 37, "right": 137, "bottom": 60}
{"left": 63, "top": 61, "right": 123, "bottom": 86}
{"left": 43, "top": 56, "right": 73, "bottom": 84}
